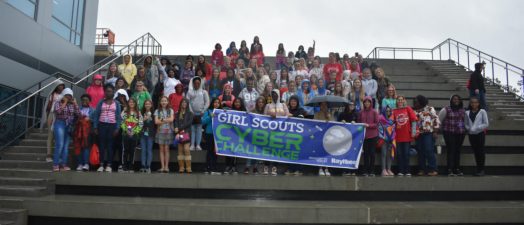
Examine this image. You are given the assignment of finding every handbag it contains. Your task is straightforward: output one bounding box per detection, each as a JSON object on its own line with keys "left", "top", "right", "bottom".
{"left": 176, "top": 131, "right": 191, "bottom": 144}
{"left": 89, "top": 144, "right": 100, "bottom": 166}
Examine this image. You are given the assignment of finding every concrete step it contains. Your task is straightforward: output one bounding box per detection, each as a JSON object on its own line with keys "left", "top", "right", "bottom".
{"left": 395, "top": 90, "right": 469, "bottom": 99}
{"left": 19, "top": 195, "right": 524, "bottom": 224}
{"left": 393, "top": 82, "right": 462, "bottom": 91}
{"left": 0, "top": 208, "right": 27, "bottom": 225}
{"left": 4, "top": 146, "right": 47, "bottom": 154}
{"left": 0, "top": 176, "right": 51, "bottom": 187}
{"left": 18, "top": 139, "right": 46, "bottom": 147}
{"left": 388, "top": 75, "right": 446, "bottom": 83}
{"left": 26, "top": 133, "right": 49, "bottom": 140}
{"left": 0, "top": 160, "right": 52, "bottom": 170}
{"left": 0, "top": 185, "right": 50, "bottom": 197}
{"left": 1, "top": 153, "right": 46, "bottom": 161}
{"left": 0, "top": 220, "right": 15, "bottom": 225}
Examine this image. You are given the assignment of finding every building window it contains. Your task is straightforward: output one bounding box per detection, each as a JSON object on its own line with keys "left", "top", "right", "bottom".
{"left": 51, "top": 0, "right": 84, "bottom": 46}
{"left": 5, "top": 0, "right": 37, "bottom": 19}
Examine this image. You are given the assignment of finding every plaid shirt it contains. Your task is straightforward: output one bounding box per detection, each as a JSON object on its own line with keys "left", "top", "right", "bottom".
{"left": 416, "top": 106, "right": 440, "bottom": 133}
{"left": 54, "top": 101, "right": 80, "bottom": 126}
{"left": 441, "top": 106, "right": 465, "bottom": 134}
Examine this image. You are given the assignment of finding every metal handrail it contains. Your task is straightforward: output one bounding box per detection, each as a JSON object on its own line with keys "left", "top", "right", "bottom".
{"left": 365, "top": 38, "right": 524, "bottom": 99}
{"left": 0, "top": 32, "right": 162, "bottom": 151}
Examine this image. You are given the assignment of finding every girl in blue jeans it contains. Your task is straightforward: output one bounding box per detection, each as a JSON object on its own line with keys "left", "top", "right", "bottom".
{"left": 140, "top": 100, "right": 154, "bottom": 173}
{"left": 52, "top": 88, "right": 80, "bottom": 172}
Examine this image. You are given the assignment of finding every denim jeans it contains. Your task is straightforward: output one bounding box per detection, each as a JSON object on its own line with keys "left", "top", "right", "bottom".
{"left": 78, "top": 148, "right": 90, "bottom": 165}
{"left": 140, "top": 135, "right": 154, "bottom": 169}
{"left": 98, "top": 122, "right": 115, "bottom": 166}
{"left": 204, "top": 133, "right": 217, "bottom": 172}
{"left": 191, "top": 124, "right": 203, "bottom": 147}
{"left": 396, "top": 142, "right": 411, "bottom": 174}
{"left": 381, "top": 142, "right": 393, "bottom": 171}
{"left": 416, "top": 133, "right": 437, "bottom": 172}
{"left": 53, "top": 120, "right": 71, "bottom": 166}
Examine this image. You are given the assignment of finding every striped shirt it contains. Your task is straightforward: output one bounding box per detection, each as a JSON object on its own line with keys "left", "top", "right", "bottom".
{"left": 99, "top": 101, "right": 116, "bottom": 124}
{"left": 54, "top": 101, "right": 80, "bottom": 125}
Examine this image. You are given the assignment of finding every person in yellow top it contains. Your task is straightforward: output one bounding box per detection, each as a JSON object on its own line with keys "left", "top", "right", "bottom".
{"left": 118, "top": 54, "right": 137, "bottom": 86}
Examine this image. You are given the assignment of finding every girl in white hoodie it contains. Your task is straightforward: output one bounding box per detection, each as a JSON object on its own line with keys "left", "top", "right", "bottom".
{"left": 465, "top": 96, "right": 489, "bottom": 176}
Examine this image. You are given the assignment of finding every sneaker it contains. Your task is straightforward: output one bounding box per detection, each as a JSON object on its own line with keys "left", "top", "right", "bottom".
{"left": 448, "top": 170, "right": 456, "bottom": 176}
{"left": 271, "top": 166, "right": 278, "bottom": 176}
{"left": 381, "top": 169, "right": 388, "bottom": 176}
{"left": 427, "top": 171, "right": 438, "bottom": 176}
{"left": 243, "top": 168, "right": 249, "bottom": 174}
{"left": 82, "top": 164, "right": 89, "bottom": 171}
{"left": 324, "top": 169, "right": 331, "bottom": 176}
{"left": 387, "top": 170, "right": 394, "bottom": 176}
{"left": 319, "top": 168, "right": 326, "bottom": 176}
{"left": 405, "top": 173, "right": 412, "bottom": 177}
{"left": 211, "top": 171, "right": 221, "bottom": 175}
{"left": 455, "top": 170, "right": 464, "bottom": 176}
{"left": 147, "top": 168, "right": 151, "bottom": 174}
{"left": 62, "top": 166, "right": 71, "bottom": 171}
{"left": 105, "top": 166, "right": 112, "bottom": 173}
{"left": 97, "top": 166, "right": 104, "bottom": 172}
{"left": 294, "top": 171, "right": 303, "bottom": 176}
{"left": 362, "top": 173, "right": 369, "bottom": 177}
{"left": 76, "top": 165, "right": 83, "bottom": 171}
{"left": 46, "top": 155, "right": 53, "bottom": 163}
{"left": 196, "top": 145, "right": 202, "bottom": 151}
{"left": 223, "top": 167, "right": 230, "bottom": 174}
{"left": 118, "top": 166, "right": 124, "bottom": 173}
{"left": 253, "top": 167, "right": 259, "bottom": 175}
{"left": 263, "top": 166, "right": 269, "bottom": 175}
{"left": 368, "top": 173, "right": 375, "bottom": 177}
{"left": 231, "top": 167, "right": 238, "bottom": 174}
{"left": 52, "top": 165, "right": 60, "bottom": 172}
{"left": 190, "top": 145, "right": 195, "bottom": 151}
{"left": 397, "top": 173, "right": 404, "bottom": 176}
{"left": 284, "top": 170, "right": 293, "bottom": 176}
{"left": 417, "top": 171, "right": 425, "bottom": 176}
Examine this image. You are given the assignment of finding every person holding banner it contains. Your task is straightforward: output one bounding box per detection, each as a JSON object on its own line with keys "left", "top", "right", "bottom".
{"left": 314, "top": 101, "right": 334, "bottom": 176}
{"left": 244, "top": 97, "right": 267, "bottom": 174}
{"left": 285, "top": 95, "right": 307, "bottom": 176}
{"left": 202, "top": 98, "right": 222, "bottom": 175}
{"left": 338, "top": 102, "right": 359, "bottom": 176}
{"left": 223, "top": 98, "right": 246, "bottom": 174}
{"left": 359, "top": 96, "right": 379, "bottom": 176}
{"left": 262, "top": 89, "right": 291, "bottom": 176}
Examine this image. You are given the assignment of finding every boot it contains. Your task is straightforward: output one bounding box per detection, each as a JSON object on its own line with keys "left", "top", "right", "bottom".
{"left": 185, "top": 155, "right": 192, "bottom": 173}
{"left": 178, "top": 155, "right": 185, "bottom": 173}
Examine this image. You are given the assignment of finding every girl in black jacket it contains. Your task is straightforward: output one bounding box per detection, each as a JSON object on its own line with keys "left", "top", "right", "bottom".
{"left": 174, "top": 98, "right": 194, "bottom": 173}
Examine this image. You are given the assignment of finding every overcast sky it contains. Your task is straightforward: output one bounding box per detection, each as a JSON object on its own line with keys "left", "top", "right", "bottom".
{"left": 97, "top": 0, "right": 523, "bottom": 67}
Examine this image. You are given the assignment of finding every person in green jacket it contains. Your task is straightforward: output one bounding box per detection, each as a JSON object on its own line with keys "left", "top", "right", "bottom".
{"left": 132, "top": 80, "right": 152, "bottom": 111}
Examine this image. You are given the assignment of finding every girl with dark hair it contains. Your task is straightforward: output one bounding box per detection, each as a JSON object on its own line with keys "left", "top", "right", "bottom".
{"left": 413, "top": 95, "right": 440, "bottom": 176}
{"left": 43, "top": 81, "right": 65, "bottom": 162}
{"left": 187, "top": 77, "right": 210, "bottom": 151}
{"left": 196, "top": 55, "right": 213, "bottom": 81}
{"left": 250, "top": 36, "right": 263, "bottom": 54}
{"left": 74, "top": 94, "right": 94, "bottom": 171}
{"left": 284, "top": 95, "right": 307, "bottom": 176}
{"left": 206, "top": 68, "right": 222, "bottom": 99}
{"left": 295, "top": 45, "right": 307, "bottom": 60}
{"left": 155, "top": 96, "right": 174, "bottom": 173}
{"left": 438, "top": 94, "right": 466, "bottom": 176}
{"left": 120, "top": 98, "right": 143, "bottom": 172}
{"left": 140, "top": 99, "right": 155, "bottom": 173}
{"left": 180, "top": 60, "right": 195, "bottom": 93}
{"left": 93, "top": 84, "right": 122, "bottom": 173}
{"left": 469, "top": 63, "right": 487, "bottom": 110}
{"left": 276, "top": 43, "right": 286, "bottom": 69}
{"left": 465, "top": 96, "right": 489, "bottom": 176}
{"left": 211, "top": 43, "right": 224, "bottom": 66}
{"left": 218, "top": 84, "right": 235, "bottom": 109}
{"left": 106, "top": 62, "right": 121, "bottom": 87}
{"left": 221, "top": 68, "right": 242, "bottom": 97}
{"left": 143, "top": 55, "right": 159, "bottom": 89}
{"left": 224, "top": 98, "right": 245, "bottom": 174}
{"left": 243, "top": 96, "right": 266, "bottom": 174}
{"left": 174, "top": 98, "right": 194, "bottom": 173}
{"left": 202, "top": 98, "right": 222, "bottom": 175}
{"left": 226, "top": 41, "right": 236, "bottom": 56}
{"left": 239, "top": 40, "right": 250, "bottom": 63}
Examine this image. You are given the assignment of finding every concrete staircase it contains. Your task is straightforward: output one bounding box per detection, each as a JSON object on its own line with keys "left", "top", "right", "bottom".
{"left": 0, "top": 58, "right": 523, "bottom": 224}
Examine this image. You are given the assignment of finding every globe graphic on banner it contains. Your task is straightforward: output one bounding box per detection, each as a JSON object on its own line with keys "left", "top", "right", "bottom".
{"left": 322, "top": 125, "right": 352, "bottom": 156}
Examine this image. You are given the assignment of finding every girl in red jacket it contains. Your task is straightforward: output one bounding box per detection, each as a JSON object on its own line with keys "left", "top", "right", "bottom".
{"left": 211, "top": 43, "right": 224, "bottom": 67}
{"left": 86, "top": 74, "right": 105, "bottom": 108}
{"left": 358, "top": 96, "right": 379, "bottom": 176}
{"left": 392, "top": 95, "right": 418, "bottom": 176}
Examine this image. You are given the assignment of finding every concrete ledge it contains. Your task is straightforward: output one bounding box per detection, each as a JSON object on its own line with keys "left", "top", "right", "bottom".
{"left": 19, "top": 195, "right": 524, "bottom": 224}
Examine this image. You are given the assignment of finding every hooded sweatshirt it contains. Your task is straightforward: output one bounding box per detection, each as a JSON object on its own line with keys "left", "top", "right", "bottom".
{"left": 169, "top": 83, "right": 185, "bottom": 113}
{"left": 359, "top": 96, "right": 379, "bottom": 139}
{"left": 288, "top": 95, "right": 307, "bottom": 118}
{"left": 118, "top": 54, "right": 137, "bottom": 86}
{"left": 143, "top": 55, "right": 159, "bottom": 88}
{"left": 239, "top": 85, "right": 259, "bottom": 112}
{"left": 53, "top": 88, "right": 80, "bottom": 126}
{"left": 187, "top": 77, "right": 210, "bottom": 115}
{"left": 86, "top": 74, "right": 105, "bottom": 108}
{"left": 361, "top": 74, "right": 378, "bottom": 99}
{"left": 264, "top": 89, "right": 289, "bottom": 117}
{"left": 297, "top": 79, "right": 316, "bottom": 115}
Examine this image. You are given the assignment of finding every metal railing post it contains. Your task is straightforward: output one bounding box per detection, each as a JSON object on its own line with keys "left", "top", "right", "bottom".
{"left": 478, "top": 52, "right": 481, "bottom": 63}
{"left": 393, "top": 48, "right": 396, "bottom": 59}
{"left": 506, "top": 63, "right": 509, "bottom": 91}
{"left": 457, "top": 42, "right": 460, "bottom": 65}
{"left": 491, "top": 57, "right": 495, "bottom": 85}
{"left": 439, "top": 46, "right": 442, "bottom": 60}
{"left": 448, "top": 40, "right": 451, "bottom": 60}
{"left": 411, "top": 48, "right": 413, "bottom": 60}
{"left": 467, "top": 46, "right": 470, "bottom": 70}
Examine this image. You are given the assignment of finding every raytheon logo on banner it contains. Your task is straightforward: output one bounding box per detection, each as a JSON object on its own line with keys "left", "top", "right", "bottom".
{"left": 212, "top": 110, "right": 366, "bottom": 169}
